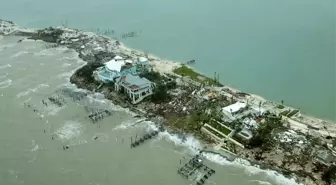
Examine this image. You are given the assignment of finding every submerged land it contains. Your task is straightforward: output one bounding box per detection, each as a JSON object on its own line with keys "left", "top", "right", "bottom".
{"left": 1, "top": 19, "right": 336, "bottom": 185}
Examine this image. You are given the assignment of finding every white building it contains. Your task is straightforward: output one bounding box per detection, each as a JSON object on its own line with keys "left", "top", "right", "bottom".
{"left": 242, "top": 117, "right": 258, "bottom": 129}
{"left": 97, "top": 59, "right": 125, "bottom": 83}
{"left": 222, "top": 102, "right": 247, "bottom": 120}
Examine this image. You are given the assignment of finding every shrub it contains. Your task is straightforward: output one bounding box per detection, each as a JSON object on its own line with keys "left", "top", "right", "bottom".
{"left": 248, "top": 118, "right": 284, "bottom": 150}
{"left": 151, "top": 84, "right": 170, "bottom": 103}
{"left": 322, "top": 165, "right": 336, "bottom": 185}
{"left": 75, "top": 62, "right": 103, "bottom": 83}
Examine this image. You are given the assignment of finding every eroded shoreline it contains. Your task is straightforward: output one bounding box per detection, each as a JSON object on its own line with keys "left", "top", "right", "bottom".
{"left": 1, "top": 19, "right": 336, "bottom": 185}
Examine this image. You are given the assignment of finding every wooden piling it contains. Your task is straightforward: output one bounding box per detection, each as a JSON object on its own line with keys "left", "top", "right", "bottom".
{"left": 130, "top": 130, "right": 160, "bottom": 148}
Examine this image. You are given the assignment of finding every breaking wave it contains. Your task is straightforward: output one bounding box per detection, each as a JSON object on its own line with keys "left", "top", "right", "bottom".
{"left": 16, "top": 83, "right": 49, "bottom": 98}
{"left": 112, "top": 118, "right": 147, "bottom": 130}
{"left": 10, "top": 51, "right": 28, "bottom": 58}
{"left": 140, "top": 121, "right": 304, "bottom": 185}
{"left": 86, "top": 92, "right": 137, "bottom": 116}
{"left": 54, "top": 120, "right": 84, "bottom": 141}
{"left": 249, "top": 180, "right": 273, "bottom": 185}
{"left": 0, "top": 64, "right": 11, "bottom": 69}
{"left": 0, "top": 79, "right": 12, "bottom": 89}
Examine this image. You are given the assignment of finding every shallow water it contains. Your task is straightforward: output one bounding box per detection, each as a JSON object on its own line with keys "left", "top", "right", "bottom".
{"left": 1, "top": 0, "right": 335, "bottom": 120}
{"left": 0, "top": 37, "right": 304, "bottom": 185}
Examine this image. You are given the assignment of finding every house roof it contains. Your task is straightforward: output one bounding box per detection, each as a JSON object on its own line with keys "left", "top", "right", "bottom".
{"left": 138, "top": 57, "right": 148, "bottom": 62}
{"left": 125, "top": 59, "right": 133, "bottom": 64}
{"left": 114, "top": 55, "right": 123, "bottom": 60}
{"left": 243, "top": 118, "right": 258, "bottom": 128}
{"left": 222, "top": 102, "right": 247, "bottom": 114}
{"left": 105, "top": 59, "right": 125, "bottom": 72}
{"left": 121, "top": 74, "right": 151, "bottom": 90}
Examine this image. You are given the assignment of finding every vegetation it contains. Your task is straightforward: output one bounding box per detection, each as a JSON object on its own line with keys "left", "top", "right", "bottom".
{"left": 75, "top": 62, "right": 103, "bottom": 83}
{"left": 138, "top": 68, "right": 177, "bottom": 103}
{"left": 322, "top": 165, "right": 336, "bottom": 185}
{"left": 248, "top": 116, "right": 283, "bottom": 150}
{"left": 203, "top": 125, "right": 225, "bottom": 139}
{"left": 33, "top": 27, "right": 65, "bottom": 43}
{"left": 140, "top": 68, "right": 177, "bottom": 90}
{"left": 232, "top": 134, "right": 246, "bottom": 145}
{"left": 151, "top": 84, "right": 171, "bottom": 103}
{"left": 207, "top": 120, "right": 232, "bottom": 136}
{"left": 139, "top": 68, "right": 163, "bottom": 83}
{"left": 173, "top": 65, "right": 222, "bottom": 86}
{"left": 173, "top": 65, "right": 200, "bottom": 80}
{"left": 166, "top": 112, "right": 207, "bottom": 132}
{"left": 277, "top": 104, "right": 285, "bottom": 109}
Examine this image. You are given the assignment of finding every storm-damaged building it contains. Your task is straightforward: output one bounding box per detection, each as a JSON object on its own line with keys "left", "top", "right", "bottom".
{"left": 95, "top": 55, "right": 154, "bottom": 104}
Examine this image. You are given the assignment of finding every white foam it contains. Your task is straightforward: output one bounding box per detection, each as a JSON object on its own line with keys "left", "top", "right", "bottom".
{"left": 68, "top": 139, "right": 88, "bottom": 146}
{"left": 30, "top": 140, "right": 40, "bottom": 152}
{"left": 10, "top": 51, "right": 28, "bottom": 58}
{"left": 54, "top": 120, "right": 83, "bottom": 141}
{"left": 57, "top": 56, "right": 77, "bottom": 61}
{"left": 61, "top": 63, "right": 72, "bottom": 68}
{"left": 113, "top": 118, "right": 147, "bottom": 130}
{"left": 0, "top": 64, "right": 11, "bottom": 69}
{"left": 0, "top": 79, "right": 12, "bottom": 88}
{"left": 16, "top": 83, "right": 49, "bottom": 98}
{"left": 249, "top": 180, "right": 273, "bottom": 185}
{"left": 144, "top": 121, "right": 304, "bottom": 185}
{"left": 45, "top": 105, "right": 65, "bottom": 116}
{"left": 56, "top": 71, "right": 75, "bottom": 80}
{"left": 86, "top": 92, "right": 137, "bottom": 116}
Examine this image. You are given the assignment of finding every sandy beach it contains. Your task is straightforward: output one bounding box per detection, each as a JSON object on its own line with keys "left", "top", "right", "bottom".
{"left": 1, "top": 18, "right": 336, "bottom": 185}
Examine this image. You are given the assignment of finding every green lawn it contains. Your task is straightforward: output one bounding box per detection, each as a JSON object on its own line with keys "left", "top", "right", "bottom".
{"left": 208, "top": 120, "right": 232, "bottom": 135}
{"left": 173, "top": 65, "right": 201, "bottom": 80}
{"left": 276, "top": 105, "right": 285, "bottom": 109}
{"left": 173, "top": 65, "right": 221, "bottom": 86}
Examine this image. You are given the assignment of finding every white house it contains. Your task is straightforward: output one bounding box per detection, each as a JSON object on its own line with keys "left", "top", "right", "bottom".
{"left": 114, "top": 55, "right": 123, "bottom": 61}
{"left": 242, "top": 117, "right": 258, "bottom": 129}
{"left": 222, "top": 101, "right": 247, "bottom": 120}
{"left": 97, "top": 59, "right": 125, "bottom": 83}
{"left": 137, "top": 57, "right": 149, "bottom": 67}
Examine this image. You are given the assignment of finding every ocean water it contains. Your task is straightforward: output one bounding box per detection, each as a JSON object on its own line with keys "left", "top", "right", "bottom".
{"left": 0, "top": 36, "right": 304, "bottom": 185}
{"left": 1, "top": 0, "right": 335, "bottom": 120}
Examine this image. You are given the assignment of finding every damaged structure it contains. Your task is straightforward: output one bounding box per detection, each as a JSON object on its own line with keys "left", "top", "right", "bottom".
{"left": 96, "top": 55, "right": 154, "bottom": 104}
{"left": 116, "top": 74, "right": 154, "bottom": 104}
{"left": 221, "top": 101, "right": 247, "bottom": 120}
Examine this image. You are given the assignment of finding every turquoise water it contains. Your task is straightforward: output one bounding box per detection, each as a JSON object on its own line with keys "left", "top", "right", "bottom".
{"left": 1, "top": 0, "right": 335, "bottom": 120}
{"left": 1, "top": 37, "right": 302, "bottom": 185}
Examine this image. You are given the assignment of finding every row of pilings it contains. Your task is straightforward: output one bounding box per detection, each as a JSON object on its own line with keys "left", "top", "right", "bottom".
{"left": 87, "top": 108, "right": 113, "bottom": 123}
{"left": 130, "top": 130, "right": 159, "bottom": 148}
{"left": 177, "top": 152, "right": 216, "bottom": 185}
{"left": 47, "top": 94, "right": 66, "bottom": 107}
